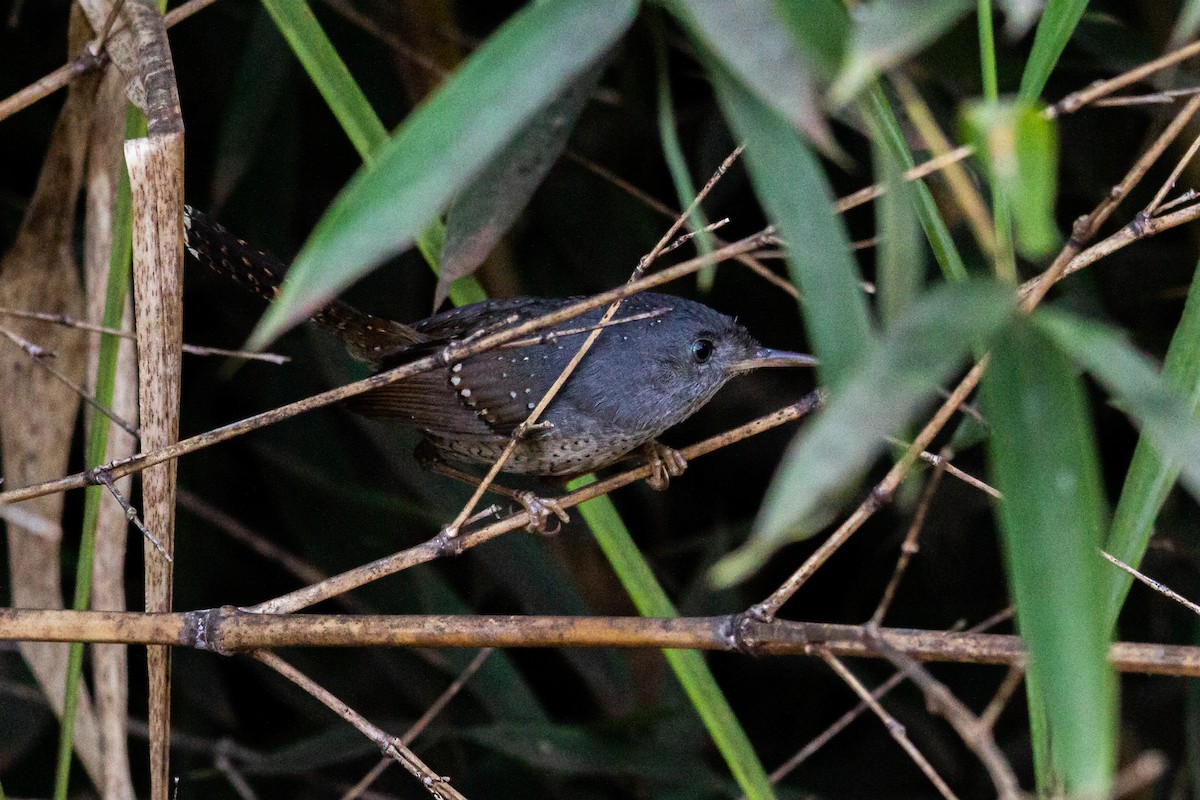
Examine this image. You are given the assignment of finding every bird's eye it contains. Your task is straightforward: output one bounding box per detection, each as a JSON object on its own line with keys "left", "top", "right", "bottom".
{"left": 691, "top": 338, "right": 714, "bottom": 363}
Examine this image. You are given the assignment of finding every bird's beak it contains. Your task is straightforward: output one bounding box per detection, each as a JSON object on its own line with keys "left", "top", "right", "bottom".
{"left": 729, "top": 347, "right": 818, "bottom": 374}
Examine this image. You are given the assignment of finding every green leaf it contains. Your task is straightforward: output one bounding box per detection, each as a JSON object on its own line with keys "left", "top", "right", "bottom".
{"left": 437, "top": 61, "right": 604, "bottom": 308}
{"left": 250, "top": 0, "right": 637, "bottom": 347}
{"left": 961, "top": 100, "right": 1060, "bottom": 259}
{"left": 864, "top": 84, "right": 968, "bottom": 286}
{"left": 980, "top": 318, "right": 1115, "bottom": 796}
{"left": 1102, "top": 262, "right": 1200, "bottom": 625}
{"left": 570, "top": 481, "right": 777, "bottom": 800}
{"left": 1034, "top": 308, "right": 1200, "bottom": 503}
{"left": 771, "top": 0, "right": 849, "bottom": 80}
{"left": 259, "top": 0, "right": 388, "bottom": 158}
{"left": 830, "top": 0, "right": 974, "bottom": 106}
{"left": 259, "top": 0, "right": 481, "bottom": 304}
{"left": 710, "top": 62, "right": 872, "bottom": 388}
{"left": 671, "top": 0, "right": 838, "bottom": 156}
{"left": 870, "top": 99, "right": 924, "bottom": 326}
{"left": 712, "top": 281, "right": 1016, "bottom": 586}
{"left": 1018, "top": 0, "right": 1088, "bottom": 101}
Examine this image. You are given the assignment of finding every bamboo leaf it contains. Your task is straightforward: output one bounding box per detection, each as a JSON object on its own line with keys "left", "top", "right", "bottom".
{"left": 831, "top": 0, "right": 974, "bottom": 106}
{"left": 570, "top": 481, "right": 777, "bottom": 800}
{"left": 980, "top": 317, "right": 1115, "bottom": 796}
{"left": 251, "top": 0, "right": 636, "bottom": 345}
{"left": 670, "top": 0, "right": 838, "bottom": 156}
{"left": 1102, "top": 262, "right": 1200, "bottom": 625}
{"left": 712, "top": 281, "right": 1016, "bottom": 586}
{"left": 1034, "top": 308, "right": 1200, "bottom": 503}
{"left": 962, "top": 99, "right": 1060, "bottom": 258}
{"left": 863, "top": 85, "right": 966, "bottom": 287}
{"left": 1018, "top": 0, "right": 1088, "bottom": 101}
{"left": 437, "top": 61, "right": 604, "bottom": 308}
{"left": 710, "top": 62, "right": 873, "bottom": 388}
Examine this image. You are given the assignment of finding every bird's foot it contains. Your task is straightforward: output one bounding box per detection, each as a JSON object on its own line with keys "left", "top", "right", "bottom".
{"left": 643, "top": 441, "right": 687, "bottom": 491}
{"left": 514, "top": 491, "right": 569, "bottom": 535}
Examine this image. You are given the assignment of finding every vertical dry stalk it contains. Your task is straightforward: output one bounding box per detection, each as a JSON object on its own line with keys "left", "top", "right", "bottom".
{"left": 0, "top": 6, "right": 106, "bottom": 786}
{"left": 120, "top": 1, "right": 185, "bottom": 797}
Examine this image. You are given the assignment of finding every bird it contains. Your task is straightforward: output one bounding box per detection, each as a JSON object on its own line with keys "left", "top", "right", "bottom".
{"left": 182, "top": 206, "right": 815, "bottom": 529}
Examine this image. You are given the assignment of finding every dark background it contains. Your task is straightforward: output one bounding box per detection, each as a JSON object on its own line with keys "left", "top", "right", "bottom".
{"left": 2, "top": 1, "right": 1199, "bottom": 797}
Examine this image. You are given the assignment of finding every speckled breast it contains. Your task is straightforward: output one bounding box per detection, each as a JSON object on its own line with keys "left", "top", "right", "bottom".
{"left": 422, "top": 428, "right": 652, "bottom": 477}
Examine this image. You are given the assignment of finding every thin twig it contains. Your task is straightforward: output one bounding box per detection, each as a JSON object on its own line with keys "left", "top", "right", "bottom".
{"left": 1143, "top": 129, "right": 1200, "bottom": 216}
{"left": 0, "top": 307, "right": 290, "bottom": 363}
{"left": 251, "top": 650, "right": 467, "bottom": 800}
{"left": 0, "top": 326, "right": 140, "bottom": 437}
{"left": 1101, "top": 550, "right": 1200, "bottom": 616}
{"left": 94, "top": 470, "right": 172, "bottom": 563}
{"left": 1048, "top": 38, "right": 1200, "bottom": 117}
{"left": 978, "top": 665, "right": 1025, "bottom": 731}
{"left": 869, "top": 452, "right": 949, "bottom": 628}
{"left": 1094, "top": 87, "right": 1200, "bottom": 107}
{"left": 819, "top": 648, "right": 960, "bottom": 800}
{"left": 885, "top": 438, "right": 1001, "bottom": 498}
{"left": 872, "top": 638, "right": 1023, "bottom": 800}
{"left": 341, "top": 649, "right": 493, "bottom": 800}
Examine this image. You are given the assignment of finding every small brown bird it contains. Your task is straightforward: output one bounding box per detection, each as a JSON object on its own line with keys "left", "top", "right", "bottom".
{"left": 183, "top": 206, "right": 814, "bottom": 526}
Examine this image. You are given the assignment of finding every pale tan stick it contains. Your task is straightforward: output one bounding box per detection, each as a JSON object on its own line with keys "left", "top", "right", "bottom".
{"left": 251, "top": 650, "right": 468, "bottom": 800}
{"left": 340, "top": 648, "right": 493, "bottom": 800}
{"left": 819, "top": 649, "right": 960, "bottom": 800}
{"left": 1101, "top": 550, "right": 1200, "bottom": 616}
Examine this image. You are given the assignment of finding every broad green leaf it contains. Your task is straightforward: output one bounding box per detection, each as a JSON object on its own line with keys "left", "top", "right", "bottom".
{"left": 980, "top": 318, "right": 1114, "bottom": 796}
{"left": 962, "top": 100, "right": 1060, "bottom": 258}
{"left": 1103, "top": 262, "right": 1200, "bottom": 625}
{"left": 870, "top": 98, "right": 924, "bottom": 326}
{"left": 259, "top": 0, "right": 482, "bottom": 304}
{"left": 1034, "top": 308, "right": 1200, "bottom": 503}
{"left": 830, "top": 0, "right": 974, "bottom": 106}
{"left": 570, "top": 480, "right": 777, "bottom": 800}
{"left": 1018, "top": 0, "right": 1088, "bottom": 101}
{"left": 771, "top": 0, "right": 849, "bottom": 80}
{"left": 259, "top": 0, "right": 387, "bottom": 158}
{"left": 864, "top": 84, "right": 967, "bottom": 286}
{"left": 710, "top": 62, "right": 872, "bottom": 388}
{"left": 437, "top": 61, "right": 604, "bottom": 308}
{"left": 712, "top": 281, "right": 1016, "bottom": 586}
{"left": 250, "top": 0, "right": 638, "bottom": 347}
{"left": 671, "top": 0, "right": 837, "bottom": 156}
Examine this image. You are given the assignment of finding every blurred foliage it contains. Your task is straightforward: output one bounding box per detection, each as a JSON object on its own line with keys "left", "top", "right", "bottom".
{"left": 5, "top": 0, "right": 1200, "bottom": 798}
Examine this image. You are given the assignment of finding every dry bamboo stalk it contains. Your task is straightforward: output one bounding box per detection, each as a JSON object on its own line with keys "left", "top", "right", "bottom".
{"left": 119, "top": 2, "right": 185, "bottom": 798}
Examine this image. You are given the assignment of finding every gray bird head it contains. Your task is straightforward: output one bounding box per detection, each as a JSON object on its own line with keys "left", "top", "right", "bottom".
{"left": 569, "top": 293, "right": 815, "bottom": 435}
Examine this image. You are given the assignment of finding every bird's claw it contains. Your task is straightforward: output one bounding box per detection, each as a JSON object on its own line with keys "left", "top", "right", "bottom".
{"left": 643, "top": 442, "right": 687, "bottom": 491}
{"left": 515, "top": 491, "right": 569, "bottom": 535}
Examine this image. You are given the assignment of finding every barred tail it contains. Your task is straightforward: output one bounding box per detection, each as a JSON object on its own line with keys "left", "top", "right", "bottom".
{"left": 182, "top": 206, "right": 424, "bottom": 358}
